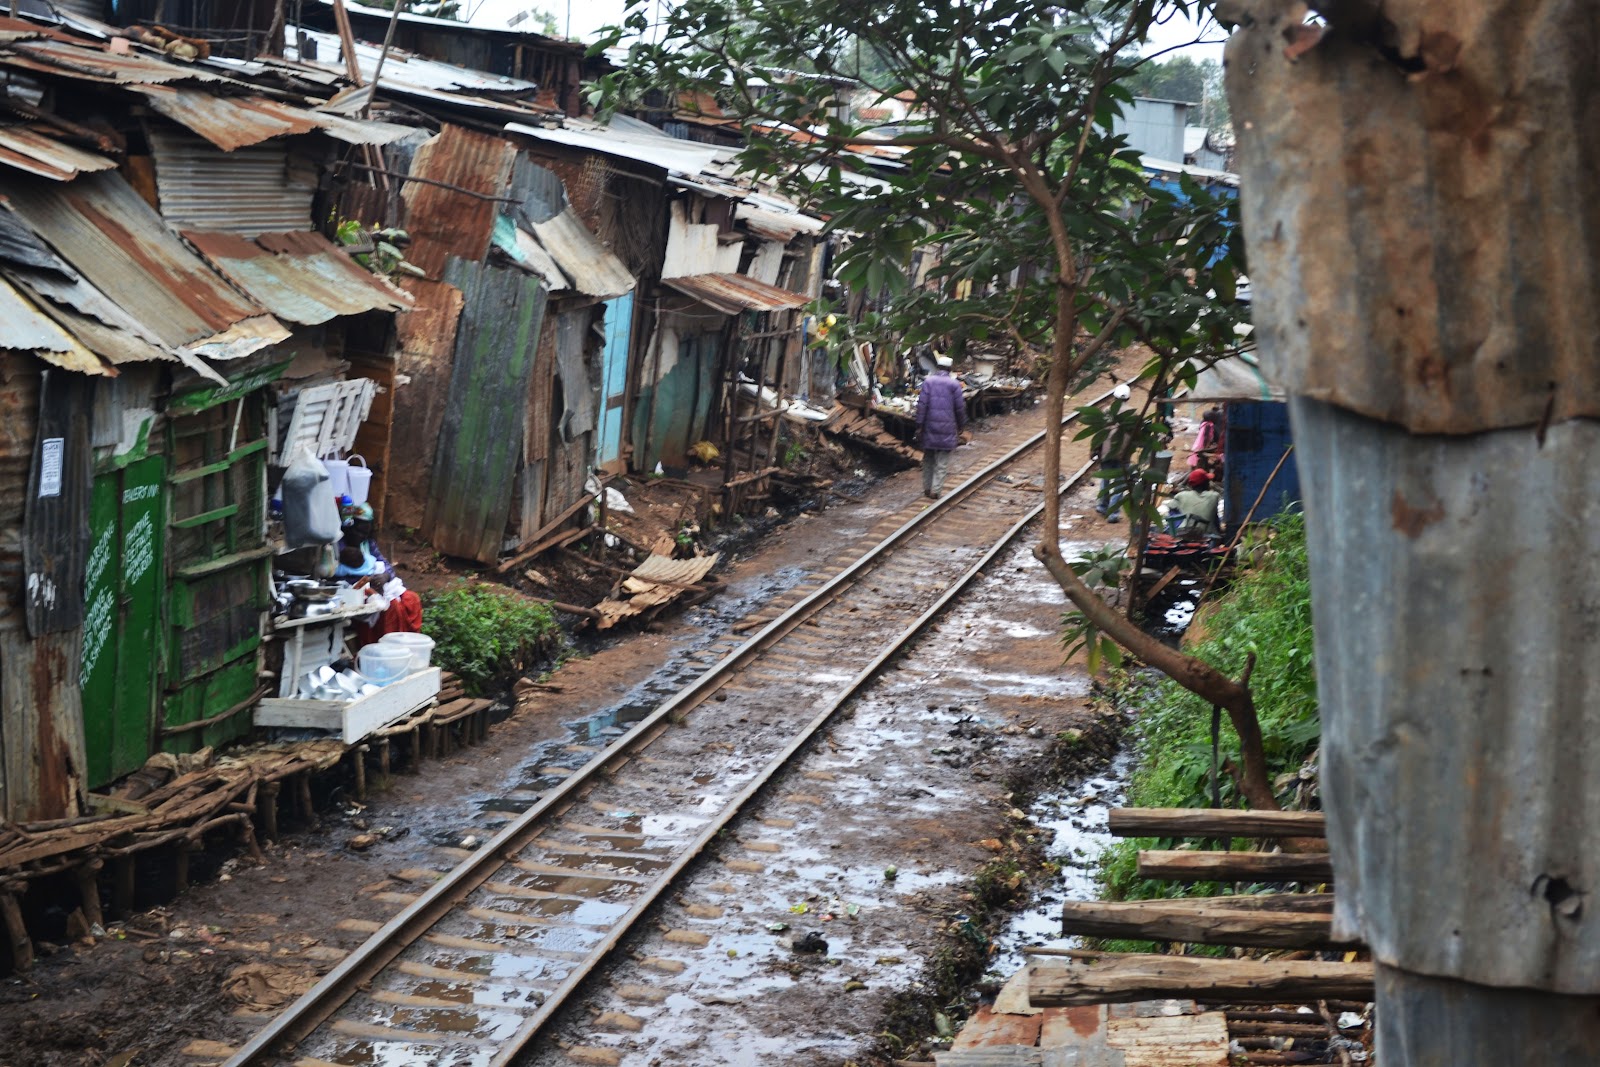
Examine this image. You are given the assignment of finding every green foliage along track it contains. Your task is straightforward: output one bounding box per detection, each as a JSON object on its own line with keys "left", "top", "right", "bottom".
{"left": 1103, "top": 513, "right": 1320, "bottom": 904}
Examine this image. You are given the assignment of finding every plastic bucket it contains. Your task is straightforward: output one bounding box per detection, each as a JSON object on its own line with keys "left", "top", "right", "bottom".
{"left": 324, "top": 457, "right": 352, "bottom": 499}
{"left": 379, "top": 631, "right": 435, "bottom": 672}
{"left": 346, "top": 455, "right": 373, "bottom": 505}
{"left": 357, "top": 643, "right": 411, "bottom": 686}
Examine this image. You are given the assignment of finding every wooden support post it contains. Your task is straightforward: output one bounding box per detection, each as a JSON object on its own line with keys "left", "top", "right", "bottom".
{"left": 112, "top": 855, "right": 136, "bottom": 916}
{"left": 297, "top": 773, "right": 315, "bottom": 827}
{"left": 1137, "top": 850, "right": 1334, "bottom": 883}
{"left": 238, "top": 815, "right": 265, "bottom": 864}
{"left": 1108, "top": 808, "right": 1327, "bottom": 839}
{"left": 353, "top": 744, "right": 369, "bottom": 801}
{"left": 406, "top": 725, "right": 422, "bottom": 770}
{"left": 172, "top": 843, "right": 190, "bottom": 895}
{"left": 260, "top": 780, "right": 281, "bottom": 842}
{"left": 378, "top": 737, "right": 391, "bottom": 780}
{"left": 0, "top": 886, "right": 32, "bottom": 972}
{"left": 74, "top": 860, "right": 104, "bottom": 932}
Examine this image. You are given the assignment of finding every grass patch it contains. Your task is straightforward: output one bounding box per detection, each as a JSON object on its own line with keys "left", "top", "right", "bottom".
{"left": 1104, "top": 512, "right": 1320, "bottom": 903}
{"left": 421, "top": 580, "right": 563, "bottom": 696}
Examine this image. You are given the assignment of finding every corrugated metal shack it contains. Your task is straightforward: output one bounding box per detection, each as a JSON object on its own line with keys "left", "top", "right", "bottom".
{"left": 0, "top": 15, "right": 414, "bottom": 819}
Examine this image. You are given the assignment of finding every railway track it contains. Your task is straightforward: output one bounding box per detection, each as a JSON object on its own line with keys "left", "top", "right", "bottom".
{"left": 225, "top": 392, "right": 1112, "bottom": 1067}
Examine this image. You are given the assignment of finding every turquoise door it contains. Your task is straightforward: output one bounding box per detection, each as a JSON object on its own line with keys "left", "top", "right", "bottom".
{"left": 596, "top": 293, "right": 633, "bottom": 470}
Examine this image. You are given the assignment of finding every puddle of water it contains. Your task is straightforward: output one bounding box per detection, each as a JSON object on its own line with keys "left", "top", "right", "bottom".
{"left": 990, "top": 751, "right": 1133, "bottom": 975}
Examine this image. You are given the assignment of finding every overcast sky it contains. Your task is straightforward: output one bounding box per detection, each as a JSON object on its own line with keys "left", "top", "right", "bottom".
{"left": 464, "top": 0, "right": 1228, "bottom": 63}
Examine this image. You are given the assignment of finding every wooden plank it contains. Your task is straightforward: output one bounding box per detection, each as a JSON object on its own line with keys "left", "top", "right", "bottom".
{"left": 1137, "top": 850, "right": 1334, "bottom": 883}
{"left": 1059, "top": 898, "right": 1351, "bottom": 949}
{"left": 511, "top": 860, "right": 649, "bottom": 884}
{"left": 1108, "top": 808, "right": 1326, "bottom": 839}
{"left": 1027, "top": 955, "right": 1375, "bottom": 1007}
{"left": 951, "top": 1005, "right": 1045, "bottom": 1049}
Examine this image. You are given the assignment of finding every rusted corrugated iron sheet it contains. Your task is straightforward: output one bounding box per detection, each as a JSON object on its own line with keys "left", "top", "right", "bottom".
{"left": 134, "top": 85, "right": 418, "bottom": 151}
{"left": 0, "top": 354, "right": 91, "bottom": 820}
{"left": 4, "top": 170, "right": 271, "bottom": 347}
{"left": 528, "top": 208, "right": 635, "bottom": 299}
{"left": 1, "top": 38, "right": 222, "bottom": 84}
{"left": 1227, "top": 0, "right": 1600, "bottom": 436}
{"left": 185, "top": 230, "right": 412, "bottom": 325}
{"left": 148, "top": 127, "right": 319, "bottom": 237}
{"left": 24, "top": 368, "right": 91, "bottom": 636}
{"left": 0, "top": 125, "right": 116, "bottom": 180}
{"left": 402, "top": 124, "right": 515, "bottom": 276}
{"left": 385, "top": 276, "right": 464, "bottom": 529}
{"left": 664, "top": 272, "right": 808, "bottom": 315}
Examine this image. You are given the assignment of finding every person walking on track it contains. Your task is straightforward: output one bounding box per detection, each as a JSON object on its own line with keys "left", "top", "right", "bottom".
{"left": 916, "top": 352, "right": 967, "bottom": 499}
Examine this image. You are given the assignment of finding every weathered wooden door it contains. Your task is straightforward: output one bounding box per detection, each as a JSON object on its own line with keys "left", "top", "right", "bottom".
{"left": 81, "top": 455, "right": 164, "bottom": 787}
{"left": 596, "top": 293, "right": 633, "bottom": 471}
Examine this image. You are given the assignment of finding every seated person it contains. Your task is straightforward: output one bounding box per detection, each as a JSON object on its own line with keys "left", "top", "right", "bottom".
{"left": 1168, "top": 469, "right": 1222, "bottom": 538}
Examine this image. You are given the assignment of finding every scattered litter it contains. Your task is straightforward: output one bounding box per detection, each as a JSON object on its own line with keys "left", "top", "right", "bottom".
{"left": 843, "top": 980, "right": 867, "bottom": 992}
{"left": 789, "top": 902, "right": 809, "bottom": 915}
{"left": 1338, "top": 1011, "right": 1366, "bottom": 1029}
{"left": 766, "top": 922, "right": 789, "bottom": 933}
{"left": 875, "top": 955, "right": 903, "bottom": 966}
{"left": 790, "top": 931, "right": 828, "bottom": 954}
{"left": 347, "top": 833, "right": 378, "bottom": 851}
{"left": 224, "top": 963, "right": 317, "bottom": 1012}
{"left": 883, "top": 866, "right": 898, "bottom": 881}
{"left": 459, "top": 835, "right": 480, "bottom": 849}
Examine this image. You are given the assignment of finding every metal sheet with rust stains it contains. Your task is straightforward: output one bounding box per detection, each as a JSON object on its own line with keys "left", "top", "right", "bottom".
{"left": 0, "top": 125, "right": 116, "bottom": 181}
{"left": 662, "top": 272, "right": 808, "bottom": 315}
{"left": 133, "top": 85, "right": 419, "bottom": 152}
{"left": 401, "top": 124, "right": 516, "bottom": 276}
{"left": 4, "top": 170, "right": 272, "bottom": 347}
{"left": 1, "top": 38, "right": 222, "bottom": 84}
{"left": 147, "top": 127, "right": 318, "bottom": 237}
{"left": 185, "top": 230, "right": 413, "bottom": 326}
{"left": 1227, "top": 0, "right": 1600, "bottom": 435}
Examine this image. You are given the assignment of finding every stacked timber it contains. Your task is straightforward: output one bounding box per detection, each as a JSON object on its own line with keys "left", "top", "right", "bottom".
{"left": 1017, "top": 805, "right": 1372, "bottom": 1067}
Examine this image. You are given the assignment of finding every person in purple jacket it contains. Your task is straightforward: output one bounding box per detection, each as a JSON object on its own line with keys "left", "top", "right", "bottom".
{"left": 915, "top": 353, "right": 967, "bottom": 499}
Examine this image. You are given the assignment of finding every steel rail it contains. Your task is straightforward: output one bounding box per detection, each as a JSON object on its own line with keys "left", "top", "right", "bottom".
{"left": 224, "top": 390, "right": 1113, "bottom": 1067}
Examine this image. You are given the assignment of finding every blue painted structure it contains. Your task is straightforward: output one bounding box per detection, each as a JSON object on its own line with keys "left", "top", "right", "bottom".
{"left": 1222, "top": 400, "right": 1301, "bottom": 527}
{"left": 596, "top": 293, "right": 633, "bottom": 470}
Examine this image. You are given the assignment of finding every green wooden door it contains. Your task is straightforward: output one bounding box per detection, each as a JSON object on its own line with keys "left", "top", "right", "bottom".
{"left": 81, "top": 455, "right": 165, "bottom": 787}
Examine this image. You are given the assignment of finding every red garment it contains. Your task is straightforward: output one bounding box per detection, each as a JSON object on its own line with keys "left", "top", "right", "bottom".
{"left": 353, "top": 589, "right": 423, "bottom": 648}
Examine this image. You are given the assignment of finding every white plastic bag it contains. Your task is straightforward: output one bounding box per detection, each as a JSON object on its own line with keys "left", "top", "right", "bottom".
{"left": 281, "top": 446, "right": 341, "bottom": 547}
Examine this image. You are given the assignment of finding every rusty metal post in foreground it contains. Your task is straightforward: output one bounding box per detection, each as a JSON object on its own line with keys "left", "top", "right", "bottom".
{"left": 1225, "top": 1, "right": 1600, "bottom": 1060}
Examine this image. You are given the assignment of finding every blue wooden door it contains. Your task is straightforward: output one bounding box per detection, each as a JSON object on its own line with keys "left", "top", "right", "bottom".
{"left": 596, "top": 293, "right": 633, "bottom": 470}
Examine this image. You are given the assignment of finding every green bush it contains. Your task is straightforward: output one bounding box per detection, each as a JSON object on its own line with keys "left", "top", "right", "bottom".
{"left": 421, "top": 581, "right": 563, "bottom": 696}
{"left": 1103, "top": 512, "right": 1320, "bottom": 902}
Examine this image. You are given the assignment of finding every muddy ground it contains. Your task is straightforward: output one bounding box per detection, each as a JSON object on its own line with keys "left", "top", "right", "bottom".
{"left": 0, "top": 382, "right": 1142, "bottom": 1067}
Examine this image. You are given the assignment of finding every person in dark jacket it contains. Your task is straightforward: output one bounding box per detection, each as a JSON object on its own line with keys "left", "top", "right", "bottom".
{"left": 916, "top": 353, "right": 967, "bottom": 498}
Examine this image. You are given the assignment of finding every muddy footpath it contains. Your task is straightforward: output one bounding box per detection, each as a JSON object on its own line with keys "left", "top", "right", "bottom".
{"left": 0, "top": 403, "right": 1133, "bottom": 1067}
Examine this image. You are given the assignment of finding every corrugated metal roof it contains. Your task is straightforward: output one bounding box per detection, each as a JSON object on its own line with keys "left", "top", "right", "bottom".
{"left": 736, "top": 203, "right": 825, "bottom": 243}
{"left": 4, "top": 170, "right": 274, "bottom": 347}
{"left": 2, "top": 38, "right": 222, "bottom": 84}
{"left": 0, "top": 125, "right": 116, "bottom": 180}
{"left": 282, "top": 27, "right": 553, "bottom": 120}
{"left": 527, "top": 207, "right": 633, "bottom": 299}
{"left": 504, "top": 220, "right": 568, "bottom": 290}
{"left": 148, "top": 126, "right": 318, "bottom": 236}
{"left": 185, "top": 229, "right": 413, "bottom": 325}
{"left": 664, "top": 273, "right": 808, "bottom": 315}
{"left": 505, "top": 116, "right": 733, "bottom": 178}
{"left": 0, "top": 275, "right": 106, "bottom": 375}
{"left": 134, "top": 85, "right": 419, "bottom": 151}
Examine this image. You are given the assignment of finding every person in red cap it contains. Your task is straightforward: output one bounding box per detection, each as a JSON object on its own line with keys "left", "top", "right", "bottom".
{"left": 1168, "top": 467, "right": 1222, "bottom": 538}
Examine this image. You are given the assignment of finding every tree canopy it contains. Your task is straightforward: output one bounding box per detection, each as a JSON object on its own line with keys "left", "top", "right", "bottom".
{"left": 599, "top": 0, "right": 1277, "bottom": 808}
